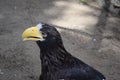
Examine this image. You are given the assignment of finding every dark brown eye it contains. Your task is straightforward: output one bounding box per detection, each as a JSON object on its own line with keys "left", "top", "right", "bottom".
{"left": 41, "top": 32, "right": 47, "bottom": 37}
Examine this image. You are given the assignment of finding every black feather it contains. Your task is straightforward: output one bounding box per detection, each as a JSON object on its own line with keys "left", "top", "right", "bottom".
{"left": 36, "top": 23, "right": 106, "bottom": 80}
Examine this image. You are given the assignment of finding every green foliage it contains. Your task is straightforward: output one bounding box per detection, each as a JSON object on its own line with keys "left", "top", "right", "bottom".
{"left": 81, "top": 0, "right": 87, "bottom": 3}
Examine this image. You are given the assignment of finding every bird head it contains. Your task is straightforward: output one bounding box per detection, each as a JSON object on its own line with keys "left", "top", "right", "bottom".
{"left": 22, "top": 23, "right": 62, "bottom": 48}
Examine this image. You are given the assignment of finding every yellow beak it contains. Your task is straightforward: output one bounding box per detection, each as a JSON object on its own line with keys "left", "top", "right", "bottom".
{"left": 22, "top": 26, "right": 44, "bottom": 41}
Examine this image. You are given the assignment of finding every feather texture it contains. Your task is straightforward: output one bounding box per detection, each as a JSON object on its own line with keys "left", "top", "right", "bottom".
{"left": 36, "top": 23, "right": 106, "bottom": 80}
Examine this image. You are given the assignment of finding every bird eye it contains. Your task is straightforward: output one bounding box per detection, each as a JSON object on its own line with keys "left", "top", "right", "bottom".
{"left": 41, "top": 32, "right": 47, "bottom": 37}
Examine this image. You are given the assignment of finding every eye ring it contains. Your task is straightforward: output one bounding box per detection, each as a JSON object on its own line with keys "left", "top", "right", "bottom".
{"left": 41, "top": 32, "right": 47, "bottom": 37}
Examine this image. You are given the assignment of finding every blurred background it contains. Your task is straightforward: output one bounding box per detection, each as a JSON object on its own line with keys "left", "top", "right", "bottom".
{"left": 0, "top": 0, "right": 120, "bottom": 80}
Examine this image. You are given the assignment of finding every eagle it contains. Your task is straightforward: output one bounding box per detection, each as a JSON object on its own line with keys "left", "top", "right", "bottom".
{"left": 22, "top": 23, "right": 106, "bottom": 80}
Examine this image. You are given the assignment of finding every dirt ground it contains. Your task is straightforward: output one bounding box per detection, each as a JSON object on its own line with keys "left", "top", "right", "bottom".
{"left": 0, "top": 0, "right": 120, "bottom": 80}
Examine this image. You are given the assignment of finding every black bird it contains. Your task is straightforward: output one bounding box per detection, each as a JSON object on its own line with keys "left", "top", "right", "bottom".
{"left": 22, "top": 23, "right": 106, "bottom": 80}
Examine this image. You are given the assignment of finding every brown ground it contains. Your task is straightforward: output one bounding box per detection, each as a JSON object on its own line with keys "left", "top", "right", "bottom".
{"left": 0, "top": 0, "right": 120, "bottom": 80}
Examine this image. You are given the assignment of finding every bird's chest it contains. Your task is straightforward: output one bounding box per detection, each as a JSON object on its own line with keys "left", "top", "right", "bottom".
{"left": 41, "top": 55, "right": 62, "bottom": 73}
{"left": 41, "top": 64, "right": 60, "bottom": 80}
{"left": 41, "top": 58, "right": 65, "bottom": 80}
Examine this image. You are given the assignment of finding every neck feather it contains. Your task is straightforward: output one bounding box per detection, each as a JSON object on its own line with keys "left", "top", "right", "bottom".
{"left": 36, "top": 41, "right": 72, "bottom": 68}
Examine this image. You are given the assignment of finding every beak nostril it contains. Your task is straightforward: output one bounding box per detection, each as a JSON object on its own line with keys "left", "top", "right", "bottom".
{"left": 32, "top": 29, "right": 35, "bottom": 32}
{"left": 32, "top": 29, "right": 37, "bottom": 32}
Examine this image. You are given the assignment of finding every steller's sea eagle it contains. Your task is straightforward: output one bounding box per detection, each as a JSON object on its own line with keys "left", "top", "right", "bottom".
{"left": 22, "top": 23, "right": 106, "bottom": 80}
